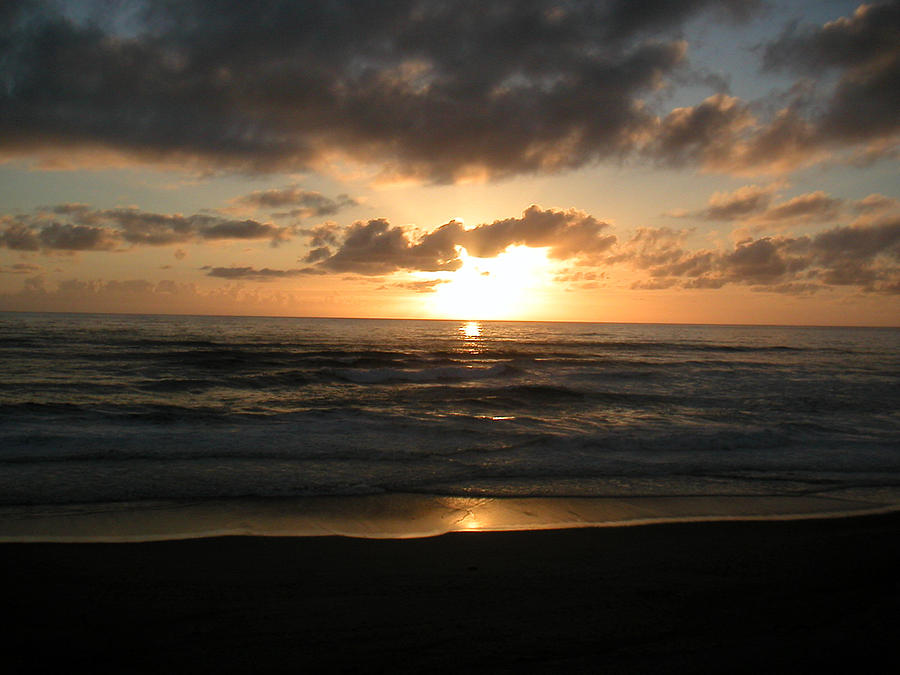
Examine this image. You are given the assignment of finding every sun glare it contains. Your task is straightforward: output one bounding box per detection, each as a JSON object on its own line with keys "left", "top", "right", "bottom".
{"left": 461, "top": 321, "right": 481, "bottom": 337}
{"left": 427, "top": 245, "right": 554, "bottom": 320}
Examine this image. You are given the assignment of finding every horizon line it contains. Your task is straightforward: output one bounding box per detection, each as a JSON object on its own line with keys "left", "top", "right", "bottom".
{"left": 1, "top": 309, "right": 896, "bottom": 330}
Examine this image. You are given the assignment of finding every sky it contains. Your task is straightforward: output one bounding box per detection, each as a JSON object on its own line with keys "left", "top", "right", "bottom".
{"left": 0, "top": 0, "right": 898, "bottom": 325}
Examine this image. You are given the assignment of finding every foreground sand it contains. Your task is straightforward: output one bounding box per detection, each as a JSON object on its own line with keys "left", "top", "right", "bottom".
{"left": 3, "top": 512, "right": 899, "bottom": 673}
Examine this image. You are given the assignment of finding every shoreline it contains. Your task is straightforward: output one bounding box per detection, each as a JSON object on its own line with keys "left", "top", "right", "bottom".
{"left": 1, "top": 491, "right": 899, "bottom": 542}
{"left": 3, "top": 510, "right": 898, "bottom": 673}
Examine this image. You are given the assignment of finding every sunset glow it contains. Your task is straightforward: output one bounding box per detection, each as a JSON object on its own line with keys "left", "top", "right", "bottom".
{"left": 427, "top": 246, "right": 554, "bottom": 320}
{"left": 2, "top": 7, "right": 899, "bottom": 669}
{"left": 0, "top": 1, "right": 896, "bottom": 325}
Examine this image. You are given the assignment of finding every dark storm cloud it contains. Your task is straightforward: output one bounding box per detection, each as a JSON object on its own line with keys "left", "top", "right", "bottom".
{"left": 0, "top": 204, "right": 292, "bottom": 251}
{"left": 231, "top": 188, "right": 357, "bottom": 218}
{"left": 312, "top": 206, "right": 616, "bottom": 274}
{"left": 0, "top": 0, "right": 760, "bottom": 180}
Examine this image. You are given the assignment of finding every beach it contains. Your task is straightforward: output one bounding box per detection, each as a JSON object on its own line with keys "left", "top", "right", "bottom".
{"left": 4, "top": 511, "right": 898, "bottom": 674}
{"left": 2, "top": 315, "right": 898, "bottom": 672}
{"left": 4, "top": 0, "right": 899, "bottom": 669}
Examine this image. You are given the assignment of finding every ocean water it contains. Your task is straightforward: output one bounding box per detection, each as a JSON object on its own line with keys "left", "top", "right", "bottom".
{"left": 1, "top": 311, "right": 898, "bottom": 518}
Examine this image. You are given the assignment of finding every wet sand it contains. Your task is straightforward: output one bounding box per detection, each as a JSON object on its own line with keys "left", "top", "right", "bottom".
{"left": 3, "top": 512, "right": 899, "bottom": 673}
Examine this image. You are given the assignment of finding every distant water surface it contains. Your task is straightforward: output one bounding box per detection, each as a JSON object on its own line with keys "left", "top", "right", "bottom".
{"left": 1, "top": 312, "right": 898, "bottom": 507}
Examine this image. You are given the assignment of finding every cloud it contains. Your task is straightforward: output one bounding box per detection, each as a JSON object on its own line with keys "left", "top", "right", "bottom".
{"left": 37, "top": 222, "right": 119, "bottom": 250}
{"left": 301, "top": 200, "right": 892, "bottom": 292}
{"left": 198, "top": 219, "right": 286, "bottom": 242}
{"left": 613, "top": 215, "right": 900, "bottom": 293}
{"left": 461, "top": 205, "right": 616, "bottom": 259}
{"left": 650, "top": 95, "right": 829, "bottom": 174}
{"left": 303, "top": 247, "right": 332, "bottom": 264}
{"left": 0, "top": 204, "right": 292, "bottom": 252}
{"left": 204, "top": 266, "right": 323, "bottom": 280}
{"left": 309, "top": 206, "right": 616, "bottom": 274}
{"left": 755, "top": 191, "right": 843, "bottom": 223}
{"left": 4, "top": 2, "right": 895, "bottom": 181}
{"left": 631, "top": 277, "right": 680, "bottom": 290}
{"left": 642, "top": 3, "right": 900, "bottom": 174}
{"left": 674, "top": 185, "right": 844, "bottom": 225}
{"left": 314, "top": 218, "right": 464, "bottom": 275}
{"left": 301, "top": 222, "right": 343, "bottom": 249}
{"left": 852, "top": 194, "right": 899, "bottom": 214}
{"left": 651, "top": 94, "right": 756, "bottom": 168}
{"left": 763, "top": 2, "right": 900, "bottom": 147}
{"left": 0, "top": 262, "right": 42, "bottom": 274}
{"left": 229, "top": 187, "right": 357, "bottom": 218}
{"left": 379, "top": 279, "right": 451, "bottom": 293}
{"left": 315, "top": 200, "right": 897, "bottom": 293}
{"left": 657, "top": 2, "right": 900, "bottom": 174}
{"left": 812, "top": 215, "right": 900, "bottom": 265}
{"left": 0, "top": 0, "right": 760, "bottom": 181}
{"left": 0, "top": 222, "right": 41, "bottom": 250}
{"left": 672, "top": 183, "right": 775, "bottom": 220}
{"left": 0, "top": 275, "right": 339, "bottom": 315}
{"left": 722, "top": 237, "right": 809, "bottom": 283}
{"left": 554, "top": 270, "right": 601, "bottom": 283}
{"left": 6, "top": 196, "right": 896, "bottom": 297}
{"left": 608, "top": 227, "right": 693, "bottom": 269}
{"left": 703, "top": 184, "right": 775, "bottom": 220}
{"left": 763, "top": 3, "right": 899, "bottom": 71}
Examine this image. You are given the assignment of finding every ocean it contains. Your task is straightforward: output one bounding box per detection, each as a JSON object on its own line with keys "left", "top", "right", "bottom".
{"left": 1, "top": 312, "right": 899, "bottom": 538}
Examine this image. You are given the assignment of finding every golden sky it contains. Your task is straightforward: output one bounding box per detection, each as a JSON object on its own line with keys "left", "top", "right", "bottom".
{"left": 1, "top": 1, "right": 898, "bottom": 324}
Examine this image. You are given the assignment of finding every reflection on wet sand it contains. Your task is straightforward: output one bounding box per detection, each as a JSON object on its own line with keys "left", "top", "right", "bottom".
{"left": 2, "top": 491, "right": 898, "bottom": 542}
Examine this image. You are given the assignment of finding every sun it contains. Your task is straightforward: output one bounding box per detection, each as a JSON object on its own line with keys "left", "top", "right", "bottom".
{"left": 425, "top": 245, "right": 554, "bottom": 320}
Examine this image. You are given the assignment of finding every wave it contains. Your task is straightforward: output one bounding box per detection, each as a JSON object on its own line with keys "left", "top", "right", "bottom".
{"left": 331, "top": 363, "right": 515, "bottom": 384}
{"left": 2, "top": 314, "right": 897, "bottom": 507}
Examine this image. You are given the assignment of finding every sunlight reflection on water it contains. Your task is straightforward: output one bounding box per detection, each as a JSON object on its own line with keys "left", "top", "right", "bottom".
{"left": 460, "top": 321, "right": 482, "bottom": 338}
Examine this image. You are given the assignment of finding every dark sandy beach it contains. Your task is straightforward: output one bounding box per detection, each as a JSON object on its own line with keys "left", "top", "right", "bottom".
{"left": 4, "top": 512, "right": 899, "bottom": 674}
